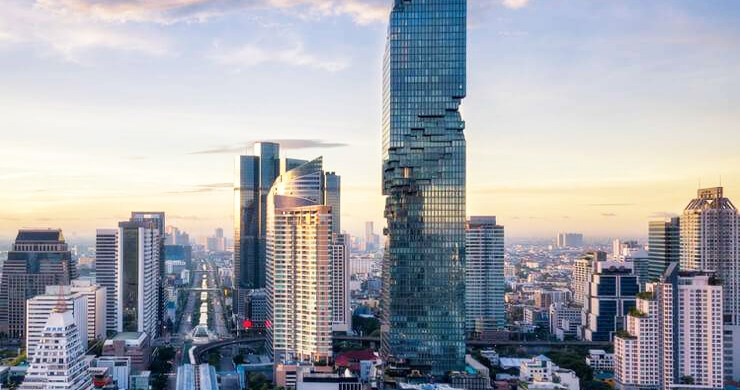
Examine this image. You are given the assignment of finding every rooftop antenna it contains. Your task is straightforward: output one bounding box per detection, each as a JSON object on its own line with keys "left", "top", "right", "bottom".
{"left": 53, "top": 286, "right": 67, "bottom": 314}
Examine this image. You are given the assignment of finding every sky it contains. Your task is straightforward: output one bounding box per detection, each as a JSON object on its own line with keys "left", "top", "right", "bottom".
{"left": 1, "top": 0, "right": 739, "bottom": 241}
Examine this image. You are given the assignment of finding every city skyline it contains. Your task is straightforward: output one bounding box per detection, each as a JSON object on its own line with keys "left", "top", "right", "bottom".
{"left": 2, "top": 0, "right": 740, "bottom": 239}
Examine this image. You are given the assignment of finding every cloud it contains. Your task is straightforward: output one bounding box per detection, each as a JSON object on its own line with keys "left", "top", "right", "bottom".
{"left": 601, "top": 213, "right": 617, "bottom": 217}
{"left": 587, "top": 203, "right": 635, "bottom": 207}
{"left": 210, "top": 41, "right": 349, "bottom": 72}
{"left": 34, "top": 0, "right": 389, "bottom": 25}
{"left": 648, "top": 211, "right": 679, "bottom": 218}
{"left": 189, "top": 139, "right": 348, "bottom": 154}
{"left": 1, "top": 0, "right": 170, "bottom": 61}
{"left": 163, "top": 182, "right": 233, "bottom": 194}
{"left": 502, "top": 0, "right": 531, "bottom": 9}
{"left": 168, "top": 215, "right": 204, "bottom": 220}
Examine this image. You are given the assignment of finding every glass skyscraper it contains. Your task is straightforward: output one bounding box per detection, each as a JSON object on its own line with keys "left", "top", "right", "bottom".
{"left": 234, "top": 142, "right": 280, "bottom": 317}
{"left": 380, "top": 0, "right": 467, "bottom": 376}
{"left": 647, "top": 217, "right": 680, "bottom": 281}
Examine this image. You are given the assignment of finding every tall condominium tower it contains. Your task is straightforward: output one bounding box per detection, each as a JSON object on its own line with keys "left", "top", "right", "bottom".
{"left": 679, "top": 187, "right": 740, "bottom": 380}
{"left": 614, "top": 264, "right": 723, "bottom": 390}
{"left": 265, "top": 157, "right": 342, "bottom": 362}
{"left": 0, "top": 229, "right": 76, "bottom": 341}
{"left": 571, "top": 251, "right": 606, "bottom": 307}
{"left": 465, "top": 216, "right": 505, "bottom": 336}
{"left": 95, "top": 228, "right": 118, "bottom": 335}
{"left": 130, "top": 212, "right": 165, "bottom": 337}
{"left": 381, "top": 0, "right": 467, "bottom": 376}
{"left": 648, "top": 217, "right": 680, "bottom": 281}
{"left": 19, "top": 309, "right": 93, "bottom": 390}
{"left": 118, "top": 219, "right": 161, "bottom": 337}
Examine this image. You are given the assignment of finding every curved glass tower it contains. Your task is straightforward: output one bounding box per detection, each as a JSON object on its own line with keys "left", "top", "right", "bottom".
{"left": 380, "top": 0, "right": 467, "bottom": 376}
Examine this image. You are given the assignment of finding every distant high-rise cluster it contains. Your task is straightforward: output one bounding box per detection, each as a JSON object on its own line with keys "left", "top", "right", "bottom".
{"left": 556, "top": 232, "right": 584, "bottom": 248}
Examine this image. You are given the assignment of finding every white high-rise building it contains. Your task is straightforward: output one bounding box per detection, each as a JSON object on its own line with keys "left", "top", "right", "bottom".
{"left": 266, "top": 157, "right": 338, "bottom": 363}
{"left": 615, "top": 264, "right": 723, "bottom": 390}
{"left": 117, "top": 220, "right": 161, "bottom": 337}
{"left": 70, "top": 279, "right": 107, "bottom": 342}
{"left": 679, "top": 187, "right": 740, "bottom": 380}
{"left": 95, "top": 228, "right": 118, "bottom": 335}
{"left": 572, "top": 251, "right": 605, "bottom": 307}
{"left": 25, "top": 285, "right": 87, "bottom": 361}
{"left": 331, "top": 233, "right": 351, "bottom": 333}
{"left": 19, "top": 309, "right": 93, "bottom": 390}
{"left": 465, "top": 216, "right": 505, "bottom": 335}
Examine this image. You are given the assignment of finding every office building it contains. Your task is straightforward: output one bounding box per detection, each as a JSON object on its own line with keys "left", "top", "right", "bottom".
{"left": 556, "top": 233, "right": 584, "bottom": 248}
{"left": 647, "top": 218, "right": 680, "bottom": 282}
{"left": 18, "top": 309, "right": 93, "bottom": 390}
{"left": 95, "top": 228, "right": 118, "bottom": 335}
{"left": 364, "top": 221, "right": 380, "bottom": 252}
{"left": 581, "top": 260, "right": 638, "bottom": 342}
{"left": 297, "top": 373, "right": 362, "bottom": 390}
{"left": 614, "top": 264, "right": 723, "bottom": 390}
{"left": 617, "top": 246, "right": 650, "bottom": 290}
{"left": 519, "top": 355, "right": 580, "bottom": 390}
{"left": 234, "top": 142, "right": 282, "bottom": 316}
{"left": 679, "top": 187, "right": 740, "bottom": 380}
{"left": 25, "top": 285, "right": 87, "bottom": 361}
{"left": 164, "top": 244, "right": 192, "bottom": 269}
{"left": 246, "top": 288, "right": 268, "bottom": 331}
{"left": 0, "top": 229, "right": 76, "bottom": 341}
{"left": 465, "top": 217, "right": 505, "bottom": 336}
{"left": 572, "top": 251, "right": 606, "bottom": 307}
{"left": 381, "top": 0, "right": 468, "bottom": 375}
{"left": 549, "top": 303, "right": 582, "bottom": 340}
{"left": 266, "top": 157, "right": 340, "bottom": 362}
{"left": 95, "top": 356, "right": 131, "bottom": 390}
{"left": 118, "top": 218, "right": 161, "bottom": 337}
{"left": 70, "top": 279, "right": 107, "bottom": 342}
{"left": 102, "top": 332, "right": 152, "bottom": 372}
{"left": 586, "top": 350, "right": 614, "bottom": 372}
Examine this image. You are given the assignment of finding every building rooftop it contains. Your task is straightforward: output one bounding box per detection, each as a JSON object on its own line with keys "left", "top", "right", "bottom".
{"left": 16, "top": 229, "right": 64, "bottom": 242}
{"left": 104, "top": 332, "right": 148, "bottom": 346}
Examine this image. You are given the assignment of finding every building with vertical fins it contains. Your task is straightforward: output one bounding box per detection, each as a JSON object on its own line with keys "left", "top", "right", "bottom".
{"left": 130, "top": 212, "right": 165, "bottom": 337}
{"left": 614, "top": 264, "right": 724, "bottom": 390}
{"left": 265, "top": 157, "right": 345, "bottom": 363}
{"left": 648, "top": 217, "right": 680, "bottom": 281}
{"left": 679, "top": 187, "right": 740, "bottom": 381}
{"left": 95, "top": 228, "right": 119, "bottom": 336}
{"left": 465, "top": 216, "right": 505, "bottom": 336}
{"left": 0, "top": 229, "right": 76, "bottom": 342}
{"left": 380, "top": 0, "right": 468, "bottom": 376}
{"left": 18, "top": 309, "right": 93, "bottom": 390}
{"left": 331, "top": 233, "right": 351, "bottom": 332}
